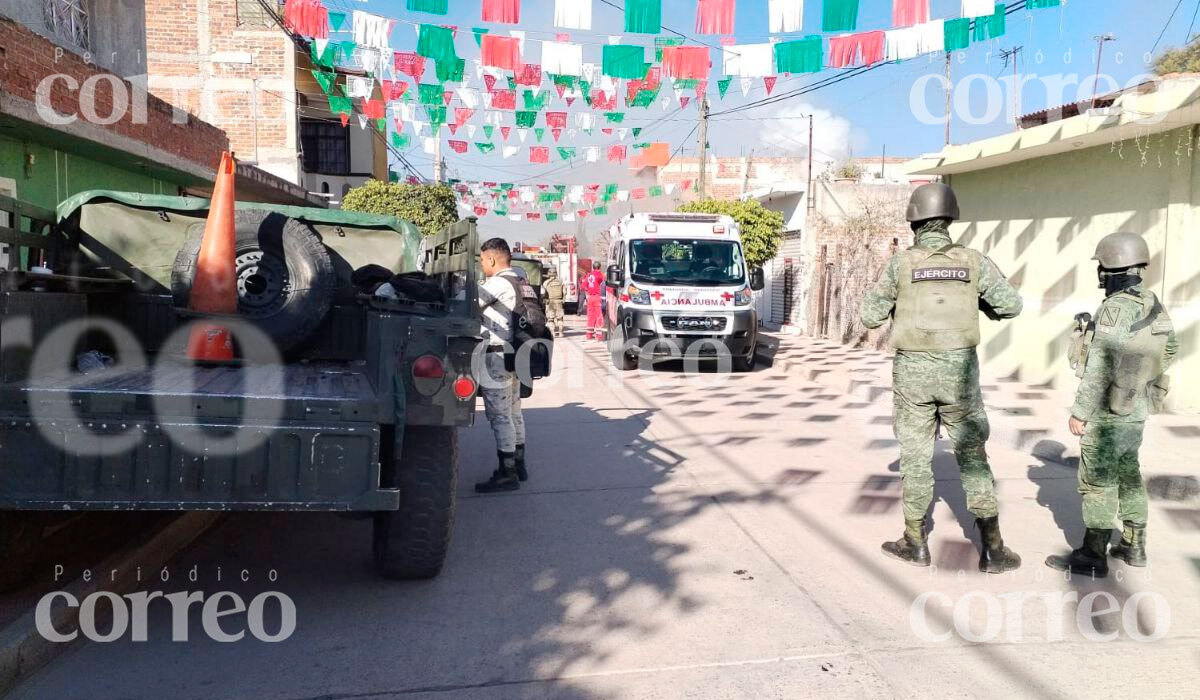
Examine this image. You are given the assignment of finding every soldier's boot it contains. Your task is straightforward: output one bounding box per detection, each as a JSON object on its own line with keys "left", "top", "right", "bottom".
{"left": 1045, "top": 528, "right": 1111, "bottom": 578}
{"left": 513, "top": 443, "right": 529, "bottom": 482}
{"left": 975, "top": 516, "right": 1022, "bottom": 574}
{"left": 1109, "top": 521, "right": 1147, "bottom": 567}
{"left": 475, "top": 452, "right": 520, "bottom": 493}
{"left": 881, "top": 518, "right": 931, "bottom": 567}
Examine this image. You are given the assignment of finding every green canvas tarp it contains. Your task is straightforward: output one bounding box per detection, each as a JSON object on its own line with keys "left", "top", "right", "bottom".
{"left": 55, "top": 190, "right": 422, "bottom": 292}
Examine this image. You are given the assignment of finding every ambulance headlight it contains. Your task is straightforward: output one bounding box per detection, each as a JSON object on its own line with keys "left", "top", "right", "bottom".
{"left": 734, "top": 286, "right": 753, "bottom": 306}
{"left": 626, "top": 284, "right": 651, "bottom": 305}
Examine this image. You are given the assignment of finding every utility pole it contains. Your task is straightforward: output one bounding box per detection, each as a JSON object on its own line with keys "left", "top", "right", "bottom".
{"left": 880, "top": 144, "right": 886, "bottom": 181}
{"left": 433, "top": 134, "right": 445, "bottom": 183}
{"left": 1000, "top": 47, "right": 1023, "bottom": 127}
{"left": 742, "top": 148, "right": 753, "bottom": 194}
{"left": 807, "top": 114, "right": 814, "bottom": 212}
{"left": 1091, "top": 34, "right": 1117, "bottom": 108}
{"left": 697, "top": 95, "right": 709, "bottom": 197}
{"left": 944, "top": 53, "right": 952, "bottom": 146}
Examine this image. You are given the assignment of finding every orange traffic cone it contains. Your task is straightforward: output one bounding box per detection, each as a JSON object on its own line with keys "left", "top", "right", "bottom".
{"left": 186, "top": 151, "right": 238, "bottom": 362}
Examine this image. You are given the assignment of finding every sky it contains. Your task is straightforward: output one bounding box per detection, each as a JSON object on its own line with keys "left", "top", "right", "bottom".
{"left": 326, "top": 0, "right": 1194, "bottom": 245}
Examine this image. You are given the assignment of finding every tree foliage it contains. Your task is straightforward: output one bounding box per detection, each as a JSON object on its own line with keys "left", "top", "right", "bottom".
{"left": 1154, "top": 39, "right": 1200, "bottom": 75}
{"left": 676, "top": 198, "right": 784, "bottom": 268}
{"left": 835, "top": 160, "right": 865, "bottom": 180}
{"left": 341, "top": 180, "right": 459, "bottom": 237}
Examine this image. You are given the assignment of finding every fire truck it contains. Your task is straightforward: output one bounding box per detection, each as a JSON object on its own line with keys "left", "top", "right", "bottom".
{"left": 525, "top": 234, "right": 579, "bottom": 313}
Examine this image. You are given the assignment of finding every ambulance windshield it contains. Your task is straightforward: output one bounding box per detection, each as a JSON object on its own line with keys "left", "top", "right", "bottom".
{"left": 629, "top": 239, "right": 746, "bottom": 286}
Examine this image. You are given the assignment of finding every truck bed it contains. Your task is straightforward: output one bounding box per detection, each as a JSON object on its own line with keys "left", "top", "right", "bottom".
{"left": 0, "top": 364, "right": 396, "bottom": 511}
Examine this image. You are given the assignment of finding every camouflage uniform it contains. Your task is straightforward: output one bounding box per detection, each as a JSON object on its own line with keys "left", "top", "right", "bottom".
{"left": 478, "top": 268, "right": 526, "bottom": 453}
{"left": 542, "top": 275, "right": 565, "bottom": 336}
{"left": 1071, "top": 283, "right": 1178, "bottom": 529}
{"left": 861, "top": 220, "right": 1024, "bottom": 523}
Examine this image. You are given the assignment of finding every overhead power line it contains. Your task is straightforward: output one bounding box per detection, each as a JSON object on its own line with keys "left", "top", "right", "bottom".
{"left": 1152, "top": 0, "right": 1186, "bottom": 54}
{"left": 252, "top": 0, "right": 425, "bottom": 181}
{"left": 711, "top": 0, "right": 1031, "bottom": 119}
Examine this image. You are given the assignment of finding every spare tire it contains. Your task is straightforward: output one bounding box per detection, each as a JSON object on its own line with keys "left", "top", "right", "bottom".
{"left": 172, "top": 210, "right": 336, "bottom": 352}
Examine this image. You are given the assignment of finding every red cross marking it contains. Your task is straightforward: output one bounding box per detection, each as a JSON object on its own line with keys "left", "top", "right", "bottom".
{"left": 720, "top": 292, "right": 734, "bottom": 302}
{"left": 651, "top": 291, "right": 664, "bottom": 301}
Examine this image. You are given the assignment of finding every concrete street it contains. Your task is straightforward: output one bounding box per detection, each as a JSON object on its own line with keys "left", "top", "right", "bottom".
{"left": 10, "top": 319, "right": 1200, "bottom": 699}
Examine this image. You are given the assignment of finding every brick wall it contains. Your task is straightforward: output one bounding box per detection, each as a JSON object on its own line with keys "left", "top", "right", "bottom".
{"left": 657, "top": 157, "right": 810, "bottom": 201}
{"left": 145, "top": 0, "right": 295, "bottom": 175}
{"left": 0, "top": 16, "right": 228, "bottom": 170}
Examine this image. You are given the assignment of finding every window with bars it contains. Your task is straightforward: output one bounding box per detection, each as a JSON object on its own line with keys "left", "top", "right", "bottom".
{"left": 43, "top": 0, "right": 90, "bottom": 51}
{"left": 300, "top": 120, "right": 350, "bottom": 175}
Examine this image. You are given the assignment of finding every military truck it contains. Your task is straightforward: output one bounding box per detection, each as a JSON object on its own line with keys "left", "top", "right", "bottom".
{"left": 0, "top": 191, "right": 481, "bottom": 589}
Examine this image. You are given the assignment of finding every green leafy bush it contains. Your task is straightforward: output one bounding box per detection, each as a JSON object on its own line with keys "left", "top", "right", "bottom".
{"left": 676, "top": 198, "right": 784, "bottom": 268}
{"left": 341, "top": 180, "right": 459, "bottom": 237}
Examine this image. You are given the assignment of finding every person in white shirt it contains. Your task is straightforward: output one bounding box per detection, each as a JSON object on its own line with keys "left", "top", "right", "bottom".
{"left": 475, "top": 237, "right": 528, "bottom": 493}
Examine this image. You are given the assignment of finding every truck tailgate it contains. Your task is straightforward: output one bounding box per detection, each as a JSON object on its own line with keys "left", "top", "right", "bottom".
{"left": 0, "top": 364, "right": 397, "bottom": 511}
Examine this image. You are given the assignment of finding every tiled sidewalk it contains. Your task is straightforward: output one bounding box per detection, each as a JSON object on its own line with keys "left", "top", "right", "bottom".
{"left": 755, "top": 332, "right": 1200, "bottom": 480}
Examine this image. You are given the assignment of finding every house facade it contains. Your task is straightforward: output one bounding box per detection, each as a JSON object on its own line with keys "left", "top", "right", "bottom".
{"left": 906, "top": 75, "right": 1200, "bottom": 411}
{"left": 143, "top": 0, "right": 385, "bottom": 205}
{"left": 0, "top": 1, "right": 325, "bottom": 217}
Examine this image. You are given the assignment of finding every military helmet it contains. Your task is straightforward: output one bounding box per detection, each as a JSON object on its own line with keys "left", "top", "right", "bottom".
{"left": 905, "top": 182, "right": 960, "bottom": 223}
{"left": 1092, "top": 232, "right": 1149, "bottom": 270}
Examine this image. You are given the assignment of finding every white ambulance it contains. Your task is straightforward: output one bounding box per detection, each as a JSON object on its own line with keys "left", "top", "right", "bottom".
{"left": 603, "top": 212, "right": 764, "bottom": 371}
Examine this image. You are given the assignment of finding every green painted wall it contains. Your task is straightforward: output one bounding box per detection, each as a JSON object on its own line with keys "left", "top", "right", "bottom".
{"left": 948, "top": 126, "right": 1199, "bottom": 411}
{"left": 0, "top": 133, "right": 178, "bottom": 211}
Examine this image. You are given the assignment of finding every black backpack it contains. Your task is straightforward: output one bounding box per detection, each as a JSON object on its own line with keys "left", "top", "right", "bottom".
{"left": 498, "top": 272, "right": 554, "bottom": 391}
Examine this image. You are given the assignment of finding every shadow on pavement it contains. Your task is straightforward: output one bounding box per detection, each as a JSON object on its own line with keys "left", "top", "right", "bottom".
{"left": 14, "top": 403, "right": 720, "bottom": 700}
{"left": 0, "top": 512, "right": 167, "bottom": 629}
{"left": 1027, "top": 440, "right": 1086, "bottom": 548}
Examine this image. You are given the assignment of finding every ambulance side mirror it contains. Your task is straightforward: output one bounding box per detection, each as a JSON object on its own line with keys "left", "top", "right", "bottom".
{"left": 749, "top": 267, "right": 765, "bottom": 291}
{"left": 606, "top": 265, "right": 623, "bottom": 288}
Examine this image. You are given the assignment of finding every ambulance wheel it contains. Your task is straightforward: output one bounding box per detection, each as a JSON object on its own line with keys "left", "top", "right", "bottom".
{"left": 373, "top": 426, "right": 458, "bottom": 580}
{"left": 609, "top": 327, "right": 637, "bottom": 371}
{"left": 732, "top": 345, "right": 756, "bottom": 373}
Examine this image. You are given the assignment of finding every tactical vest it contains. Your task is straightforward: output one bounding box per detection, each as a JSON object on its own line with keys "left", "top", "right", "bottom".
{"left": 544, "top": 278, "right": 564, "bottom": 302}
{"left": 892, "top": 245, "right": 981, "bottom": 351}
{"left": 1080, "top": 290, "right": 1174, "bottom": 416}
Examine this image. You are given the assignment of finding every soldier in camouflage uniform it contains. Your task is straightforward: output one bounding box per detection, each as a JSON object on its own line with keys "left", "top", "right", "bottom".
{"left": 860, "top": 183, "right": 1024, "bottom": 573}
{"left": 542, "top": 267, "right": 566, "bottom": 337}
{"left": 1046, "top": 232, "right": 1177, "bottom": 578}
{"left": 475, "top": 238, "right": 529, "bottom": 493}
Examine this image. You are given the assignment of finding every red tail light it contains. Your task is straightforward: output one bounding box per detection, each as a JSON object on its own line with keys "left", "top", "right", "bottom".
{"left": 453, "top": 376, "right": 477, "bottom": 399}
{"left": 412, "top": 355, "right": 446, "bottom": 379}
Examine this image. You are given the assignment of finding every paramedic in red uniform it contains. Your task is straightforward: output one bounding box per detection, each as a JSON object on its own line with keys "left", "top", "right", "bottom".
{"left": 583, "top": 261, "right": 607, "bottom": 340}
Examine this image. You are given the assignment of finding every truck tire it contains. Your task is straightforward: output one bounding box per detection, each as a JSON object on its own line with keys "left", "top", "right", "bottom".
{"left": 373, "top": 426, "right": 458, "bottom": 580}
{"left": 608, "top": 326, "right": 637, "bottom": 371}
{"left": 0, "top": 513, "right": 39, "bottom": 592}
{"left": 171, "top": 210, "right": 336, "bottom": 352}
